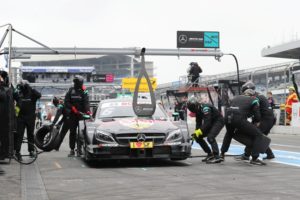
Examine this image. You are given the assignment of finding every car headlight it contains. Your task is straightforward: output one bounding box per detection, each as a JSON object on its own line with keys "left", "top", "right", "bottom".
{"left": 95, "top": 130, "right": 116, "bottom": 143}
{"left": 166, "top": 129, "right": 183, "bottom": 142}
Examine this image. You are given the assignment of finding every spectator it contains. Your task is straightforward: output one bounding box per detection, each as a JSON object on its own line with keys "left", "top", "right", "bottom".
{"left": 267, "top": 91, "right": 275, "bottom": 109}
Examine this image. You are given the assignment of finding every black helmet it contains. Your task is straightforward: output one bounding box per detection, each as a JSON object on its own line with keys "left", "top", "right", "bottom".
{"left": 52, "top": 96, "right": 63, "bottom": 107}
{"left": 0, "top": 70, "right": 9, "bottom": 86}
{"left": 186, "top": 96, "right": 200, "bottom": 113}
{"left": 241, "top": 81, "right": 255, "bottom": 93}
{"left": 243, "top": 89, "right": 256, "bottom": 96}
{"left": 52, "top": 96, "right": 59, "bottom": 107}
{"left": 190, "top": 62, "right": 199, "bottom": 67}
{"left": 17, "top": 79, "right": 30, "bottom": 92}
{"left": 73, "top": 75, "right": 84, "bottom": 89}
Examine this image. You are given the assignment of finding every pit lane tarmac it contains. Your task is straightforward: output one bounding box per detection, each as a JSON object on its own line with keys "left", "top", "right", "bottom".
{"left": 7, "top": 133, "right": 300, "bottom": 200}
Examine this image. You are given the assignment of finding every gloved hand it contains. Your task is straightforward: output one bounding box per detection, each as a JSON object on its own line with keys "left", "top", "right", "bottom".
{"left": 15, "top": 106, "right": 20, "bottom": 117}
{"left": 191, "top": 129, "right": 203, "bottom": 141}
{"left": 71, "top": 106, "right": 79, "bottom": 114}
{"left": 194, "top": 129, "right": 203, "bottom": 137}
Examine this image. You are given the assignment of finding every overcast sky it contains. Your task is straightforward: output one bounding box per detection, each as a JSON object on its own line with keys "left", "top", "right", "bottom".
{"left": 0, "top": 0, "right": 299, "bottom": 84}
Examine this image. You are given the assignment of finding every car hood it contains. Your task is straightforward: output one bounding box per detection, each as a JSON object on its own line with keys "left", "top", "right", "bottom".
{"left": 91, "top": 117, "right": 178, "bottom": 134}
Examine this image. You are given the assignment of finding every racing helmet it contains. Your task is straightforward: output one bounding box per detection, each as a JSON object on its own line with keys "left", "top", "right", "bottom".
{"left": 52, "top": 96, "right": 59, "bottom": 107}
{"left": 186, "top": 96, "right": 200, "bottom": 113}
{"left": 241, "top": 81, "right": 256, "bottom": 93}
{"left": 18, "top": 79, "right": 30, "bottom": 91}
{"left": 73, "top": 75, "right": 84, "bottom": 89}
{"left": 0, "top": 70, "right": 9, "bottom": 86}
{"left": 52, "top": 96, "right": 63, "bottom": 107}
{"left": 243, "top": 89, "right": 256, "bottom": 96}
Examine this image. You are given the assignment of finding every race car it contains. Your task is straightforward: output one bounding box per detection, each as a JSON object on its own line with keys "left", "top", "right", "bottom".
{"left": 78, "top": 98, "right": 191, "bottom": 161}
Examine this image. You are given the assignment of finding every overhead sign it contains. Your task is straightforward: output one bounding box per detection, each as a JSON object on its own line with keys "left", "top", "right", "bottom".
{"left": 177, "top": 31, "right": 219, "bottom": 48}
{"left": 122, "top": 77, "right": 157, "bottom": 92}
{"left": 21, "top": 66, "right": 95, "bottom": 73}
{"left": 92, "top": 74, "right": 114, "bottom": 83}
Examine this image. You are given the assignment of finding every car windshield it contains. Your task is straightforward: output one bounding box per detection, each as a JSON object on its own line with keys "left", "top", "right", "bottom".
{"left": 97, "top": 101, "right": 167, "bottom": 120}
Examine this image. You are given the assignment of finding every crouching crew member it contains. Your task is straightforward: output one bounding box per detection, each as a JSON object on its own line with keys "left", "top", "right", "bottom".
{"left": 187, "top": 96, "right": 224, "bottom": 163}
{"left": 64, "top": 75, "right": 90, "bottom": 157}
{"left": 221, "top": 89, "right": 266, "bottom": 165}
{"left": 240, "top": 81, "right": 275, "bottom": 160}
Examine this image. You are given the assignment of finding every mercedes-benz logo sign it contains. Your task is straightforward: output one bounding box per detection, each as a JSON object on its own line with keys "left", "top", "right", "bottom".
{"left": 179, "top": 35, "right": 188, "bottom": 44}
{"left": 137, "top": 133, "right": 146, "bottom": 142}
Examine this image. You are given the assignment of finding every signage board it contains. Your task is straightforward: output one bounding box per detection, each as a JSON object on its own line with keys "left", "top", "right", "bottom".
{"left": 122, "top": 77, "right": 157, "bottom": 92}
{"left": 92, "top": 74, "right": 114, "bottom": 83}
{"left": 177, "top": 31, "right": 219, "bottom": 48}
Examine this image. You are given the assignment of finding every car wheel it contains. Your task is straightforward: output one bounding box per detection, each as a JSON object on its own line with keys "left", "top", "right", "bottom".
{"left": 83, "top": 141, "right": 91, "bottom": 162}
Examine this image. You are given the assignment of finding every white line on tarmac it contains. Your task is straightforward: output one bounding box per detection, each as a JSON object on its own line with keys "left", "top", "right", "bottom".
{"left": 54, "top": 162, "right": 62, "bottom": 169}
{"left": 271, "top": 143, "right": 300, "bottom": 149}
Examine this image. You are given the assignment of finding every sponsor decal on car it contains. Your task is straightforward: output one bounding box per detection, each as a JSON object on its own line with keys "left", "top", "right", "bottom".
{"left": 119, "top": 119, "right": 154, "bottom": 130}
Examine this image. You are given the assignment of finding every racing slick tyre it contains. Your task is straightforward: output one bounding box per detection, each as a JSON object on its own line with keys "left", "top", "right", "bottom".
{"left": 35, "top": 125, "right": 61, "bottom": 151}
{"left": 83, "top": 141, "right": 92, "bottom": 162}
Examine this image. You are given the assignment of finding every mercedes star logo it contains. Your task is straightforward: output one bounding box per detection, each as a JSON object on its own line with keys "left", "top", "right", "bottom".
{"left": 179, "top": 35, "right": 188, "bottom": 44}
{"left": 137, "top": 133, "right": 146, "bottom": 142}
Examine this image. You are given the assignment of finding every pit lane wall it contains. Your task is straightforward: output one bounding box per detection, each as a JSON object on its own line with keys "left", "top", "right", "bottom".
{"left": 291, "top": 102, "right": 300, "bottom": 127}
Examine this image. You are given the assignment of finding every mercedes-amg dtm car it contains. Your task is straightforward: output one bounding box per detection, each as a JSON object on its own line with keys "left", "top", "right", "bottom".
{"left": 78, "top": 98, "right": 191, "bottom": 161}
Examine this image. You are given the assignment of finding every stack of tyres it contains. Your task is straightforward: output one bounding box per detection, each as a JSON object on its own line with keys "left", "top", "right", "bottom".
{"left": 34, "top": 124, "right": 60, "bottom": 151}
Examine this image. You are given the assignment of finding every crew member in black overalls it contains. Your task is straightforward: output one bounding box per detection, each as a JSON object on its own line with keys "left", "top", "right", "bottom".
{"left": 187, "top": 96, "right": 224, "bottom": 163}
{"left": 14, "top": 80, "right": 41, "bottom": 160}
{"left": 188, "top": 62, "right": 202, "bottom": 87}
{"left": 221, "top": 89, "right": 266, "bottom": 165}
{"left": 0, "top": 70, "right": 15, "bottom": 174}
{"left": 239, "top": 81, "right": 275, "bottom": 160}
{"left": 51, "top": 96, "right": 70, "bottom": 151}
{"left": 64, "top": 75, "right": 90, "bottom": 157}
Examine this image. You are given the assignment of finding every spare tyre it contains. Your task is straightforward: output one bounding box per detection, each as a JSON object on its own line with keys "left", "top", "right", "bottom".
{"left": 34, "top": 124, "right": 61, "bottom": 152}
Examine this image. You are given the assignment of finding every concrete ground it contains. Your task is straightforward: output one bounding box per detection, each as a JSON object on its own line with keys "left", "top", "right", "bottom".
{"left": 1, "top": 132, "right": 300, "bottom": 200}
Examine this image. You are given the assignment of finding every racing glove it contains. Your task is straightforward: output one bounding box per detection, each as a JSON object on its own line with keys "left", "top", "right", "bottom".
{"left": 191, "top": 129, "right": 203, "bottom": 140}
{"left": 71, "top": 106, "right": 79, "bottom": 114}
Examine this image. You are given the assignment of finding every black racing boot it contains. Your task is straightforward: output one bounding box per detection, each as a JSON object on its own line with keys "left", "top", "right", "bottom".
{"left": 234, "top": 153, "right": 250, "bottom": 161}
{"left": 68, "top": 149, "right": 75, "bottom": 157}
{"left": 15, "top": 152, "right": 22, "bottom": 161}
{"left": 263, "top": 148, "right": 275, "bottom": 160}
{"left": 250, "top": 158, "right": 266, "bottom": 166}
{"left": 263, "top": 154, "right": 275, "bottom": 160}
{"left": 202, "top": 153, "right": 214, "bottom": 162}
{"left": 76, "top": 149, "right": 82, "bottom": 157}
{"left": 206, "top": 155, "right": 223, "bottom": 164}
